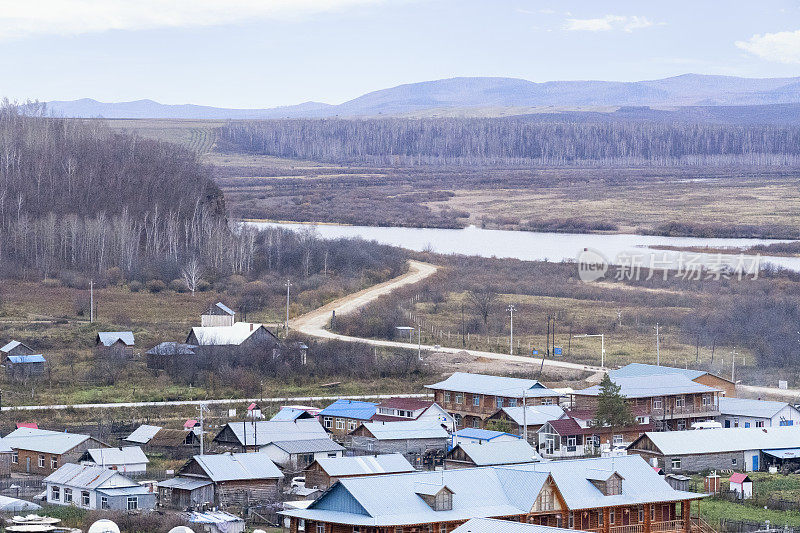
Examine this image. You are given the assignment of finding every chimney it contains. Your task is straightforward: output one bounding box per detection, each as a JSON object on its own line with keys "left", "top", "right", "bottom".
{"left": 250, "top": 323, "right": 254, "bottom": 331}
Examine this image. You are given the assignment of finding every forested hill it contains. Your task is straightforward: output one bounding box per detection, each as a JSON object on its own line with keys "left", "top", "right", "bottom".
{"left": 218, "top": 117, "right": 800, "bottom": 167}
{"left": 0, "top": 103, "right": 232, "bottom": 279}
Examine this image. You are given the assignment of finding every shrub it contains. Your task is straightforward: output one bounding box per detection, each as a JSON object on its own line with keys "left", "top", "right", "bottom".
{"left": 42, "top": 278, "right": 61, "bottom": 288}
{"left": 104, "top": 267, "right": 124, "bottom": 286}
{"left": 73, "top": 296, "right": 90, "bottom": 316}
{"left": 145, "top": 279, "right": 166, "bottom": 293}
{"left": 169, "top": 278, "right": 187, "bottom": 292}
{"left": 129, "top": 280, "right": 143, "bottom": 292}
{"left": 197, "top": 279, "right": 211, "bottom": 292}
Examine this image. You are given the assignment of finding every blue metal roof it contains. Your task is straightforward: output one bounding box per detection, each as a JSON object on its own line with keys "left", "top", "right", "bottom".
{"left": 7, "top": 355, "right": 45, "bottom": 364}
{"left": 455, "top": 428, "right": 520, "bottom": 441}
{"left": 319, "top": 399, "right": 377, "bottom": 420}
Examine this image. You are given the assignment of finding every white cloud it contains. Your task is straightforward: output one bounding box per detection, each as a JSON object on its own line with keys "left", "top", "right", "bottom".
{"left": 736, "top": 30, "right": 800, "bottom": 64}
{"left": 565, "top": 15, "right": 655, "bottom": 33}
{"left": 0, "top": 0, "right": 382, "bottom": 40}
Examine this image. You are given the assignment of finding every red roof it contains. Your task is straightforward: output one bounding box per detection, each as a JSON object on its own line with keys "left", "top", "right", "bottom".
{"left": 16, "top": 422, "right": 37, "bottom": 429}
{"left": 547, "top": 417, "right": 653, "bottom": 436}
{"left": 548, "top": 418, "right": 584, "bottom": 436}
{"left": 184, "top": 419, "right": 198, "bottom": 429}
{"left": 730, "top": 473, "right": 751, "bottom": 484}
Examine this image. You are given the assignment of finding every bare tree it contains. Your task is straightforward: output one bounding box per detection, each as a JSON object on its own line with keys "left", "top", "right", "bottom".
{"left": 467, "top": 288, "right": 497, "bottom": 329}
{"left": 182, "top": 258, "right": 203, "bottom": 294}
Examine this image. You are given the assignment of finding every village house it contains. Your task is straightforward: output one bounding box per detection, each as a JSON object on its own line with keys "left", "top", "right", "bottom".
{"left": 537, "top": 414, "right": 650, "bottom": 460}
{"left": 5, "top": 354, "right": 46, "bottom": 380}
{"left": 261, "top": 438, "right": 345, "bottom": 472}
{"left": 348, "top": 420, "right": 449, "bottom": 468}
{"left": 0, "top": 340, "right": 36, "bottom": 359}
{"left": 4, "top": 427, "right": 108, "bottom": 475}
{"left": 628, "top": 425, "right": 800, "bottom": 473}
{"left": 716, "top": 397, "right": 800, "bottom": 428}
{"left": 319, "top": 399, "right": 378, "bottom": 436}
{"left": 486, "top": 405, "right": 567, "bottom": 445}
{"left": 124, "top": 424, "right": 201, "bottom": 458}
{"left": 186, "top": 322, "right": 280, "bottom": 353}
{"left": 571, "top": 373, "right": 721, "bottom": 432}
{"left": 201, "top": 302, "right": 236, "bottom": 327}
{"left": 145, "top": 342, "right": 198, "bottom": 370}
{"left": 453, "top": 428, "right": 522, "bottom": 446}
{"left": 372, "top": 398, "right": 453, "bottom": 425}
{"left": 44, "top": 463, "right": 156, "bottom": 511}
{"left": 426, "top": 373, "right": 563, "bottom": 430}
{"left": 160, "top": 452, "right": 283, "bottom": 509}
{"left": 79, "top": 446, "right": 149, "bottom": 474}
{"left": 609, "top": 363, "right": 736, "bottom": 397}
{"left": 445, "top": 439, "right": 542, "bottom": 469}
{"left": 95, "top": 331, "right": 135, "bottom": 358}
{"left": 212, "top": 419, "right": 329, "bottom": 452}
{"left": 304, "top": 453, "right": 415, "bottom": 490}
{"left": 271, "top": 406, "right": 319, "bottom": 421}
{"left": 281, "top": 455, "right": 705, "bottom": 533}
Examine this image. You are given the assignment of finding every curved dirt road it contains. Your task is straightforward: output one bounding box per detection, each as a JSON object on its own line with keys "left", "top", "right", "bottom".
{"left": 291, "top": 260, "right": 605, "bottom": 374}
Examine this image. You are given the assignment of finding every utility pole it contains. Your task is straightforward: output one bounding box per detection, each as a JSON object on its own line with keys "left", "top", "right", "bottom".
{"left": 731, "top": 348, "right": 738, "bottom": 382}
{"left": 89, "top": 280, "right": 94, "bottom": 323}
{"left": 418, "top": 323, "right": 422, "bottom": 361}
{"left": 197, "top": 403, "right": 208, "bottom": 455}
{"left": 654, "top": 323, "right": 660, "bottom": 365}
{"left": 507, "top": 305, "right": 516, "bottom": 355}
{"left": 573, "top": 333, "right": 606, "bottom": 368}
{"left": 461, "top": 303, "right": 465, "bottom": 347}
{"left": 285, "top": 279, "right": 292, "bottom": 333}
{"left": 522, "top": 389, "right": 527, "bottom": 442}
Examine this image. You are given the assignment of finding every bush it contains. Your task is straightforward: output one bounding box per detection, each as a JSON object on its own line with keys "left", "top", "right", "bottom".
{"left": 145, "top": 279, "right": 166, "bottom": 293}
{"left": 197, "top": 279, "right": 211, "bottom": 292}
{"left": 129, "top": 280, "right": 143, "bottom": 292}
{"left": 73, "top": 296, "right": 90, "bottom": 316}
{"left": 104, "top": 267, "right": 124, "bottom": 286}
{"left": 42, "top": 278, "right": 61, "bottom": 288}
{"left": 169, "top": 278, "right": 187, "bottom": 292}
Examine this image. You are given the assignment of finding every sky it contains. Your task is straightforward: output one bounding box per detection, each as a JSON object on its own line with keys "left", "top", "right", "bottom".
{"left": 1, "top": 0, "right": 800, "bottom": 108}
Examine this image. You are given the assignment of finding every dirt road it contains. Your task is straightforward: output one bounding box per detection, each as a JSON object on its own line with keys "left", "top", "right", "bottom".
{"left": 291, "top": 260, "right": 604, "bottom": 374}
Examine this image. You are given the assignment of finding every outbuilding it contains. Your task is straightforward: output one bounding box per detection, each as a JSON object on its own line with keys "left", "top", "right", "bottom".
{"left": 729, "top": 473, "right": 753, "bottom": 499}
{"left": 44, "top": 463, "right": 156, "bottom": 510}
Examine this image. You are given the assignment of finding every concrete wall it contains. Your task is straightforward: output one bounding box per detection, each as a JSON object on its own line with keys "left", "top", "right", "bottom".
{"left": 631, "top": 449, "right": 761, "bottom": 473}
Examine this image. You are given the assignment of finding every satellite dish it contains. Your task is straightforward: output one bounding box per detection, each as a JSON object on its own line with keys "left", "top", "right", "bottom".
{"left": 88, "top": 519, "right": 120, "bottom": 533}
{"left": 168, "top": 527, "right": 195, "bottom": 533}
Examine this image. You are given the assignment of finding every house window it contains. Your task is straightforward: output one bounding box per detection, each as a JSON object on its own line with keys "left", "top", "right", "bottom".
{"left": 11, "top": 452, "right": 18, "bottom": 464}
{"left": 567, "top": 436, "right": 577, "bottom": 447}
{"left": 638, "top": 506, "right": 644, "bottom": 522}
{"left": 610, "top": 510, "right": 615, "bottom": 525}
{"left": 348, "top": 421, "right": 357, "bottom": 431}
{"left": 317, "top": 524, "right": 325, "bottom": 533}
{"left": 64, "top": 488, "right": 73, "bottom": 503}
{"left": 101, "top": 496, "right": 109, "bottom": 509}
{"left": 440, "top": 525, "right": 447, "bottom": 533}
{"left": 395, "top": 528, "right": 403, "bottom": 533}
{"left": 613, "top": 434, "right": 623, "bottom": 445}
{"left": 473, "top": 395, "right": 480, "bottom": 407}
{"left": 653, "top": 399, "right": 663, "bottom": 410}
{"left": 327, "top": 453, "right": 337, "bottom": 458}
{"left": 671, "top": 458, "right": 681, "bottom": 470}
{"left": 472, "top": 418, "right": 480, "bottom": 428}
{"left": 127, "top": 497, "right": 138, "bottom": 510}
{"left": 51, "top": 486, "right": 60, "bottom": 501}
{"left": 508, "top": 399, "right": 517, "bottom": 407}
{"left": 323, "top": 417, "right": 332, "bottom": 429}
{"left": 756, "top": 421, "right": 765, "bottom": 427}
{"left": 434, "top": 490, "right": 453, "bottom": 511}
{"left": 455, "top": 393, "right": 463, "bottom": 404}
{"left": 676, "top": 420, "right": 686, "bottom": 431}
{"left": 51, "top": 457, "right": 58, "bottom": 469}
{"left": 299, "top": 520, "right": 306, "bottom": 532}
{"left": 702, "top": 395, "right": 711, "bottom": 406}
{"left": 336, "top": 419, "right": 345, "bottom": 430}
{"left": 732, "top": 458, "right": 737, "bottom": 466}
{"left": 744, "top": 422, "right": 750, "bottom": 428}
{"left": 541, "top": 398, "right": 553, "bottom": 405}
{"left": 82, "top": 491, "right": 90, "bottom": 506}
{"left": 651, "top": 506, "right": 655, "bottom": 521}
{"left": 454, "top": 414, "right": 462, "bottom": 427}
{"left": 496, "top": 397, "right": 504, "bottom": 408}
{"left": 675, "top": 397, "right": 685, "bottom": 408}
{"left": 636, "top": 416, "right": 647, "bottom": 424}
{"left": 780, "top": 420, "right": 794, "bottom": 426}
{"left": 598, "top": 510, "right": 603, "bottom": 527}
{"left": 568, "top": 512, "right": 574, "bottom": 529}
{"left": 444, "top": 392, "right": 451, "bottom": 403}
{"left": 38, "top": 455, "right": 45, "bottom": 468}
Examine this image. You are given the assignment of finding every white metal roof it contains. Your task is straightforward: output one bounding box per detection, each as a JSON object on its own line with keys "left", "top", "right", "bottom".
{"left": 609, "top": 363, "right": 708, "bottom": 381}
{"left": 190, "top": 452, "right": 283, "bottom": 482}
{"left": 85, "top": 446, "right": 149, "bottom": 466}
{"left": 576, "top": 374, "right": 720, "bottom": 398}
{"left": 426, "top": 373, "right": 562, "bottom": 399}
{"left": 453, "top": 518, "right": 585, "bottom": 533}
{"left": 222, "top": 419, "right": 328, "bottom": 446}
{"left": 499, "top": 405, "right": 566, "bottom": 427}
{"left": 4, "top": 428, "right": 93, "bottom": 455}
{"left": 189, "top": 322, "right": 265, "bottom": 345}
{"left": 314, "top": 453, "right": 414, "bottom": 477}
{"left": 266, "top": 438, "right": 344, "bottom": 454}
{"left": 630, "top": 426, "right": 800, "bottom": 455}
{"left": 0, "top": 340, "right": 25, "bottom": 353}
{"left": 718, "top": 397, "right": 794, "bottom": 419}
{"left": 44, "top": 463, "right": 136, "bottom": 489}
{"left": 124, "top": 424, "right": 162, "bottom": 444}
{"left": 213, "top": 302, "right": 236, "bottom": 316}
{"left": 360, "top": 420, "right": 449, "bottom": 440}
{"left": 452, "top": 440, "right": 542, "bottom": 466}
{"left": 159, "top": 477, "right": 213, "bottom": 490}
{"left": 97, "top": 331, "right": 135, "bottom": 346}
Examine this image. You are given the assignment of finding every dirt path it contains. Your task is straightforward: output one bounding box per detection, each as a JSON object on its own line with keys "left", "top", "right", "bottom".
{"left": 291, "top": 260, "right": 605, "bottom": 374}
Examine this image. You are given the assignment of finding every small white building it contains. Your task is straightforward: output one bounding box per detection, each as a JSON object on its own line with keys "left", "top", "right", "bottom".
{"left": 729, "top": 473, "right": 753, "bottom": 499}
{"left": 44, "top": 463, "right": 155, "bottom": 510}
{"left": 79, "top": 446, "right": 149, "bottom": 474}
{"left": 717, "top": 397, "right": 800, "bottom": 429}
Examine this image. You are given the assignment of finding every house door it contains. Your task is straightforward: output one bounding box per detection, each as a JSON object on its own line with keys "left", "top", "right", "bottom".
{"left": 752, "top": 455, "right": 759, "bottom": 471}
{"left": 545, "top": 437, "right": 554, "bottom": 455}
{"left": 25, "top": 457, "right": 30, "bottom": 473}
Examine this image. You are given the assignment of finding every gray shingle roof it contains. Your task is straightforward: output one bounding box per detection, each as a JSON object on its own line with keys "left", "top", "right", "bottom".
{"left": 4, "top": 427, "right": 93, "bottom": 454}
{"left": 452, "top": 440, "right": 541, "bottom": 466}
{"left": 718, "top": 397, "right": 794, "bottom": 419}
{"left": 498, "top": 405, "right": 566, "bottom": 426}
{"left": 453, "top": 518, "right": 583, "bottom": 533}
{"left": 314, "top": 454, "right": 414, "bottom": 477}
{"left": 630, "top": 426, "right": 800, "bottom": 456}
{"left": 190, "top": 452, "right": 283, "bottom": 482}
{"left": 576, "top": 374, "right": 720, "bottom": 398}
{"left": 125, "top": 424, "right": 162, "bottom": 444}
{"left": 267, "top": 438, "right": 344, "bottom": 454}
{"left": 426, "top": 373, "right": 562, "bottom": 399}
{"left": 85, "top": 446, "right": 149, "bottom": 466}
{"left": 44, "top": 463, "right": 135, "bottom": 489}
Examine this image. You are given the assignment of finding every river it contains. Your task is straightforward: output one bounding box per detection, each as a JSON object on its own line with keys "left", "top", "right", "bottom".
{"left": 246, "top": 221, "right": 800, "bottom": 273}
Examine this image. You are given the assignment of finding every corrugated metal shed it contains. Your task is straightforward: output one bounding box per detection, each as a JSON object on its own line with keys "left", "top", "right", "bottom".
{"left": 452, "top": 440, "right": 541, "bottom": 466}
{"left": 718, "top": 397, "right": 792, "bottom": 419}
{"left": 319, "top": 399, "right": 377, "bottom": 420}
{"left": 267, "top": 438, "right": 343, "bottom": 454}
{"left": 314, "top": 454, "right": 414, "bottom": 477}
{"left": 85, "top": 446, "right": 149, "bottom": 466}
{"left": 576, "top": 374, "right": 720, "bottom": 398}
{"left": 454, "top": 517, "right": 584, "bottom": 533}
{"left": 631, "top": 426, "right": 800, "bottom": 455}
{"left": 4, "top": 427, "right": 93, "bottom": 454}
{"left": 191, "top": 452, "right": 282, "bottom": 482}
{"left": 426, "top": 372, "right": 562, "bottom": 399}
{"left": 360, "top": 420, "right": 449, "bottom": 440}
{"left": 97, "top": 331, "right": 135, "bottom": 346}
{"left": 6, "top": 355, "right": 45, "bottom": 364}
{"left": 124, "top": 424, "right": 162, "bottom": 444}
{"left": 499, "top": 405, "right": 566, "bottom": 426}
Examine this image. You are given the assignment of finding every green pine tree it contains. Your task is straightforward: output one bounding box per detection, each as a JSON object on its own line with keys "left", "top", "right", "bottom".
{"left": 593, "top": 373, "right": 635, "bottom": 429}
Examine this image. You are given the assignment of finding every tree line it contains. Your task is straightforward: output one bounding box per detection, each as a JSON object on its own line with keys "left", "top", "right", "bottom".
{"left": 218, "top": 117, "right": 800, "bottom": 167}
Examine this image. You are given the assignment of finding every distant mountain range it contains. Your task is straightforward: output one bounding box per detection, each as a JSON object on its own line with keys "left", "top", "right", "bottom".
{"left": 45, "top": 73, "right": 800, "bottom": 120}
